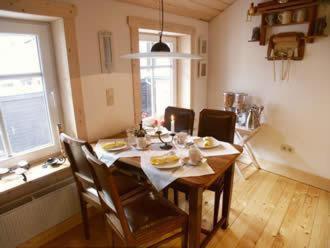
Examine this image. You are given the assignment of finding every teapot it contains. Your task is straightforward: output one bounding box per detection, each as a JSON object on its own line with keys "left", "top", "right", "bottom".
{"left": 246, "top": 105, "right": 264, "bottom": 129}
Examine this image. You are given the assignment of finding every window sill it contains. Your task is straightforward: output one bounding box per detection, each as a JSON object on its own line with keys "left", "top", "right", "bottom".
{"left": 0, "top": 159, "right": 71, "bottom": 206}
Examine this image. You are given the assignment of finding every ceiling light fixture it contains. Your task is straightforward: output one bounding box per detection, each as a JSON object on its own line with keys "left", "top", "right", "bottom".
{"left": 121, "top": 0, "right": 202, "bottom": 60}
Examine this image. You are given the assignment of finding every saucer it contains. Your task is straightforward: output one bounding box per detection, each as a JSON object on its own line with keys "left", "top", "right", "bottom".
{"left": 182, "top": 157, "right": 207, "bottom": 166}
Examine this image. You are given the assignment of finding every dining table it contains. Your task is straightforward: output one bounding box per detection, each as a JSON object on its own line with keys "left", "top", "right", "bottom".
{"left": 93, "top": 132, "right": 242, "bottom": 248}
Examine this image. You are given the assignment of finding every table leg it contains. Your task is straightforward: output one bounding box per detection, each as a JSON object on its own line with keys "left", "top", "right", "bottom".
{"left": 188, "top": 187, "right": 203, "bottom": 248}
{"left": 221, "top": 164, "right": 235, "bottom": 229}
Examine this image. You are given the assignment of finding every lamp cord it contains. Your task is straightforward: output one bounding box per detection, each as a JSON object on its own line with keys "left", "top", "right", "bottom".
{"left": 159, "top": 0, "right": 164, "bottom": 42}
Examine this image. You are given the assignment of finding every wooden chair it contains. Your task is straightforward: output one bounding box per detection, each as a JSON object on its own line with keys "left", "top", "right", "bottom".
{"left": 173, "top": 109, "right": 236, "bottom": 230}
{"left": 163, "top": 106, "right": 195, "bottom": 135}
{"left": 60, "top": 133, "right": 145, "bottom": 240}
{"left": 82, "top": 146, "right": 188, "bottom": 248}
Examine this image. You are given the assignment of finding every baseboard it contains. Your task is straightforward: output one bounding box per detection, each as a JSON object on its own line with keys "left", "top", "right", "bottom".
{"left": 17, "top": 206, "right": 100, "bottom": 248}
{"left": 259, "top": 159, "right": 330, "bottom": 192}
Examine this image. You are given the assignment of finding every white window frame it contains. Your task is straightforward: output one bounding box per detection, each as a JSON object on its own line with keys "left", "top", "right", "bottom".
{"left": 139, "top": 33, "right": 177, "bottom": 119}
{"left": 0, "top": 18, "right": 62, "bottom": 168}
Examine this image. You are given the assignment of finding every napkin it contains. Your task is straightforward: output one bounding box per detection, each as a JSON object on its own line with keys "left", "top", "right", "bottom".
{"left": 141, "top": 152, "right": 214, "bottom": 191}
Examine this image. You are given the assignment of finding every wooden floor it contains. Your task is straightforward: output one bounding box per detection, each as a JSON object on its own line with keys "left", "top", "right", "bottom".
{"left": 42, "top": 165, "right": 330, "bottom": 248}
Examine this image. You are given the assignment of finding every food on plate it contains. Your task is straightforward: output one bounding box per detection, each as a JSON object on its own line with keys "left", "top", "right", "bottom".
{"left": 102, "top": 141, "right": 127, "bottom": 150}
{"left": 151, "top": 154, "right": 179, "bottom": 165}
{"left": 203, "top": 137, "right": 214, "bottom": 147}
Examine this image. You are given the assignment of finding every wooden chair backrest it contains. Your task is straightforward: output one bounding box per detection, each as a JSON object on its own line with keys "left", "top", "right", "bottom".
{"left": 198, "top": 109, "right": 236, "bottom": 143}
{"left": 60, "top": 133, "right": 95, "bottom": 187}
{"left": 82, "top": 146, "right": 134, "bottom": 242}
{"left": 164, "top": 106, "right": 195, "bottom": 135}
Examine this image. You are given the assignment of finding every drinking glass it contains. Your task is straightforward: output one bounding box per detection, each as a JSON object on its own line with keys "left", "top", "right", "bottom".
{"left": 126, "top": 127, "right": 136, "bottom": 146}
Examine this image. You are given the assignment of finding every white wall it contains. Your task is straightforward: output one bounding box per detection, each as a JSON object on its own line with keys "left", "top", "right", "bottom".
{"left": 62, "top": 0, "right": 208, "bottom": 141}
{"left": 208, "top": 0, "right": 330, "bottom": 179}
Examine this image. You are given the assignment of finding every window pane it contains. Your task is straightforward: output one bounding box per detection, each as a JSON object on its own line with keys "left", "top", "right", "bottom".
{"left": 0, "top": 77, "right": 53, "bottom": 154}
{"left": 154, "top": 58, "right": 171, "bottom": 66}
{"left": 139, "top": 38, "right": 175, "bottom": 119}
{"left": 141, "top": 78, "right": 153, "bottom": 118}
{"left": 139, "top": 40, "right": 148, "bottom": 52}
{"left": 140, "top": 68, "right": 152, "bottom": 80}
{"left": 0, "top": 77, "right": 43, "bottom": 97}
{"left": 0, "top": 133, "right": 5, "bottom": 158}
{"left": 0, "top": 34, "right": 41, "bottom": 76}
{"left": 139, "top": 41, "right": 149, "bottom": 67}
{"left": 154, "top": 67, "right": 172, "bottom": 79}
{"left": 155, "top": 79, "right": 171, "bottom": 116}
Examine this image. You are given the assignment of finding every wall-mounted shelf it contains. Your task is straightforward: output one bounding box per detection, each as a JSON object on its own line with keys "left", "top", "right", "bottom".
{"left": 304, "top": 34, "right": 328, "bottom": 38}
{"left": 266, "top": 21, "right": 310, "bottom": 27}
{"left": 257, "top": 0, "right": 317, "bottom": 13}
{"left": 266, "top": 56, "right": 303, "bottom": 61}
{"left": 267, "top": 32, "right": 306, "bottom": 61}
{"left": 256, "top": 0, "right": 319, "bottom": 46}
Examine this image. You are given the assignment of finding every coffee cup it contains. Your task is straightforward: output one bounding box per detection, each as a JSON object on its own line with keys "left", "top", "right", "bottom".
{"left": 189, "top": 146, "right": 203, "bottom": 165}
{"left": 278, "top": 11, "right": 292, "bottom": 25}
{"left": 265, "top": 13, "right": 277, "bottom": 26}
{"left": 293, "top": 9, "right": 306, "bottom": 23}
{"left": 176, "top": 132, "right": 188, "bottom": 145}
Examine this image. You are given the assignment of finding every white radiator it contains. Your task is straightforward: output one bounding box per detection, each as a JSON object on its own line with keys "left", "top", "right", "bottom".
{"left": 0, "top": 182, "right": 80, "bottom": 248}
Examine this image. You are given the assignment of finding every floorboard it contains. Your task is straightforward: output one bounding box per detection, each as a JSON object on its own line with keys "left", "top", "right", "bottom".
{"left": 42, "top": 167, "right": 330, "bottom": 248}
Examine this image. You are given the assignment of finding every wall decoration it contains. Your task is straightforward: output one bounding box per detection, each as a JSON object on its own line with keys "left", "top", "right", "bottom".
{"left": 199, "top": 37, "right": 207, "bottom": 56}
{"left": 250, "top": 27, "right": 261, "bottom": 42}
{"left": 267, "top": 32, "right": 305, "bottom": 80}
{"left": 314, "top": 16, "right": 328, "bottom": 35}
{"left": 98, "top": 31, "right": 112, "bottom": 73}
{"left": 246, "top": 2, "right": 257, "bottom": 22}
{"left": 198, "top": 60, "right": 207, "bottom": 78}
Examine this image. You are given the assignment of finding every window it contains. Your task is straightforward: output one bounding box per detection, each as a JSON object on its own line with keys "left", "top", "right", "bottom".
{"left": 0, "top": 19, "right": 61, "bottom": 168}
{"left": 139, "top": 34, "right": 177, "bottom": 119}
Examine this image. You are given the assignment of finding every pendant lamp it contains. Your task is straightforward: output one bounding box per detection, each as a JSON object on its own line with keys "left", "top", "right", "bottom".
{"left": 121, "top": 0, "right": 202, "bottom": 60}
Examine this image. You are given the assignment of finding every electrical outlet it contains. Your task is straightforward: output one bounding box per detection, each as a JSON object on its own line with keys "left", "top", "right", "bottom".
{"left": 280, "top": 144, "right": 294, "bottom": 153}
{"left": 106, "top": 88, "right": 114, "bottom": 106}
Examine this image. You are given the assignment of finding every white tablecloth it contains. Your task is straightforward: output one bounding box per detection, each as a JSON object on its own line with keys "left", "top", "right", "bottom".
{"left": 95, "top": 139, "right": 169, "bottom": 167}
{"left": 95, "top": 137, "right": 240, "bottom": 191}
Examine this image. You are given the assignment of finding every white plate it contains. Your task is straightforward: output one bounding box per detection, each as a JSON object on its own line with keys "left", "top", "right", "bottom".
{"left": 134, "top": 144, "right": 150, "bottom": 151}
{"left": 152, "top": 160, "right": 182, "bottom": 169}
{"left": 196, "top": 137, "right": 222, "bottom": 149}
{"left": 102, "top": 143, "right": 128, "bottom": 152}
{"left": 0, "top": 168, "right": 9, "bottom": 175}
{"left": 182, "top": 157, "right": 207, "bottom": 166}
{"left": 147, "top": 127, "right": 170, "bottom": 137}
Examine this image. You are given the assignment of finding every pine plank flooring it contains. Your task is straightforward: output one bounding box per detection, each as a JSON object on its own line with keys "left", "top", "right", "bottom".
{"left": 42, "top": 165, "right": 330, "bottom": 247}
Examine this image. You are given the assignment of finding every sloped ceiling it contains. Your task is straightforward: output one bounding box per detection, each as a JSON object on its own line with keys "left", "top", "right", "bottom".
{"left": 116, "top": 0, "right": 236, "bottom": 22}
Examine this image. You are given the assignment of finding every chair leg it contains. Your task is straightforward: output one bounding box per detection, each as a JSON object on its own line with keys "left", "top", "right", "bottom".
{"left": 174, "top": 189, "right": 179, "bottom": 206}
{"left": 163, "top": 188, "right": 169, "bottom": 199}
{"left": 213, "top": 190, "right": 221, "bottom": 229}
{"left": 105, "top": 224, "right": 113, "bottom": 247}
{"left": 80, "top": 200, "right": 90, "bottom": 240}
{"left": 181, "top": 224, "right": 188, "bottom": 248}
